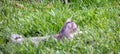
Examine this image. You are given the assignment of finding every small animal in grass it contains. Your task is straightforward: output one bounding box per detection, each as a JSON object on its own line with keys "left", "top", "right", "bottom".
{"left": 10, "top": 18, "right": 79, "bottom": 44}
{"left": 54, "top": 18, "right": 77, "bottom": 39}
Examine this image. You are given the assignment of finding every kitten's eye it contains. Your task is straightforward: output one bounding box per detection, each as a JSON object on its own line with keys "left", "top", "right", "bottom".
{"left": 67, "top": 23, "right": 72, "bottom": 29}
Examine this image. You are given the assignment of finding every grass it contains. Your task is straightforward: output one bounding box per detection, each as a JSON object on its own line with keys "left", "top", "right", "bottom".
{"left": 0, "top": 0, "right": 120, "bottom": 54}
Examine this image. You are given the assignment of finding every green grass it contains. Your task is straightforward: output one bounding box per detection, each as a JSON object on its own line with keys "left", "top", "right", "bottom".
{"left": 0, "top": 0, "right": 120, "bottom": 54}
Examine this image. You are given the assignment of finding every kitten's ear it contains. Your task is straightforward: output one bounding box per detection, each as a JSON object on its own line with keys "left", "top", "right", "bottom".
{"left": 66, "top": 18, "right": 71, "bottom": 22}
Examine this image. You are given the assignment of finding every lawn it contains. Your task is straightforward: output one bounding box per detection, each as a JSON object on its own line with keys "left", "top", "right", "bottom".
{"left": 0, "top": 0, "right": 120, "bottom": 54}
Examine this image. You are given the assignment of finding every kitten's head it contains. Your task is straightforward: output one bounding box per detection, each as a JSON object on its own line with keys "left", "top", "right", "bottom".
{"left": 55, "top": 18, "right": 77, "bottom": 39}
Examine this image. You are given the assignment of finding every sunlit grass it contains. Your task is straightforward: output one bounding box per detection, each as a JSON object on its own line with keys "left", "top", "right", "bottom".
{"left": 0, "top": 0, "right": 120, "bottom": 54}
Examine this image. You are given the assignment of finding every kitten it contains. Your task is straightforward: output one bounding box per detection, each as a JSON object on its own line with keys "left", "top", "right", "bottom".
{"left": 10, "top": 18, "right": 78, "bottom": 44}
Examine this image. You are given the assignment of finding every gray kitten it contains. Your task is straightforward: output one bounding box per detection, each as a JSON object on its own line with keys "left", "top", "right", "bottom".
{"left": 10, "top": 18, "right": 79, "bottom": 44}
